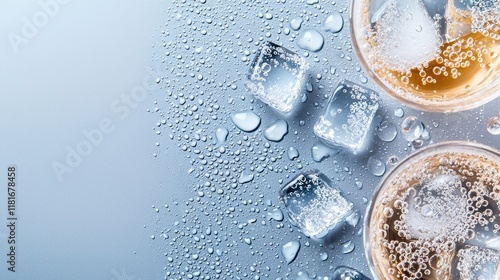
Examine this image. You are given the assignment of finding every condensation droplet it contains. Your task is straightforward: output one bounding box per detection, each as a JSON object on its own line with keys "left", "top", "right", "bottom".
{"left": 368, "top": 156, "right": 386, "bottom": 176}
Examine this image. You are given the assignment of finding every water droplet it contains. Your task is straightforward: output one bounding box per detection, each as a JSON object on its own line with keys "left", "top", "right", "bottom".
{"left": 282, "top": 241, "right": 300, "bottom": 264}
{"left": 215, "top": 127, "right": 229, "bottom": 144}
{"left": 230, "top": 111, "right": 261, "bottom": 132}
{"left": 368, "top": 156, "right": 386, "bottom": 176}
{"left": 346, "top": 211, "right": 361, "bottom": 227}
{"left": 394, "top": 108, "right": 404, "bottom": 118}
{"left": 341, "top": 240, "right": 355, "bottom": 254}
{"left": 376, "top": 120, "right": 398, "bottom": 142}
{"left": 290, "top": 17, "right": 303, "bottom": 31}
{"left": 486, "top": 116, "right": 500, "bottom": 135}
{"left": 311, "top": 143, "right": 334, "bottom": 162}
{"left": 244, "top": 238, "right": 252, "bottom": 245}
{"left": 320, "top": 252, "right": 329, "bottom": 261}
{"left": 323, "top": 12, "right": 344, "bottom": 33}
{"left": 287, "top": 147, "right": 300, "bottom": 160}
{"left": 388, "top": 155, "right": 399, "bottom": 165}
{"left": 239, "top": 172, "right": 254, "bottom": 184}
{"left": 355, "top": 181, "right": 363, "bottom": 189}
{"left": 401, "top": 116, "right": 424, "bottom": 141}
{"left": 267, "top": 208, "right": 284, "bottom": 221}
{"left": 297, "top": 29, "right": 324, "bottom": 52}
{"left": 264, "top": 120, "right": 288, "bottom": 142}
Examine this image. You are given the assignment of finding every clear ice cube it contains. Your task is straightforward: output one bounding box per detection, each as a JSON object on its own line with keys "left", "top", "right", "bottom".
{"left": 246, "top": 41, "right": 309, "bottom": 115}
{"left": 313, "top": 80, "right": 379, "bottom": 153}
{"left": 280, "top": 171, "right": 353, "bottom": 239}
{"left": 452, "top": 245, "right": 500, "bottom": 280}
{"left": 332, "top": 266, "right": 371, "bottom": 280}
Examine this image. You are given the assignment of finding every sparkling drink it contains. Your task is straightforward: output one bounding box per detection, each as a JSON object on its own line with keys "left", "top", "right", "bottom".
{"left": 351, "top": 0, "right": 500, "bottom": 111}
{"left": 365, "top": 142, "right": 500, "bottom": 280}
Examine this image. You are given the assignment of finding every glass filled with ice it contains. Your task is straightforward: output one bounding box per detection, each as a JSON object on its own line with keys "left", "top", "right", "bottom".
{"left": 365, "top": 141, "right": 500, "bottom": 279}
{"left": 350, "top": 0, "right": 500, "bottom": 112}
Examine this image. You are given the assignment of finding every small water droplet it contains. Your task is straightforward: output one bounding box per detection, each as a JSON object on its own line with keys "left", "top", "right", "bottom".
{"left": 282, "top": 241, "right": 300, "bottom": 264}
{"left": 319, "top": 252, "right": 329, "bottom": 261}
{"left": 368, "top": 156, "right": 386, "bottom": 176}
{"left": 387, "top": 155, "right": 399, "bottom": 165}
{"left": 215, "top": 127, "right": 229, "bottom": 144}
{"left": 290, "top": 17, "right": 303, "bottom": 31}
{"left": 394, "top": 108, "right": 404, "bottom": 118}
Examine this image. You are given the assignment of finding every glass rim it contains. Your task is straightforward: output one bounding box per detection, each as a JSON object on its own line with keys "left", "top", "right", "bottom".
{"left": 348, "top": 0, "right": 500, "bottom": 113}
{"left": 363, "top": 140, "right": 500, "bottom": 280}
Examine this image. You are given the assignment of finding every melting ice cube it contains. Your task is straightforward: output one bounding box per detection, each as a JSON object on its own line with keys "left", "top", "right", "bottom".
{"left": 280, "top": 171, "right": 353, "bottom": 239}
{"left": 313, "top": 80, "right": 379, "bottom": 153}
{"left": 246, "top": 41, "right": 309, "bottom": 115}
{"left": 452, "top": 245, "right": 500, "bottom": 280}
{"left": 332, "top": 266, "right": 371, "bottom": 280}
{"left": 372, "top": 0, "right": 442, "bottom": 72}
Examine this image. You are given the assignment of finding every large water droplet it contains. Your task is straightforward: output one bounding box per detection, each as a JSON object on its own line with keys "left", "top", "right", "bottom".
{"left": 264, "top": 120, "right": 288, "bottom": 142}
{"left": 323, "top": 12, "right": 344, "bottom": 33}
{"left": 401, "top": 116, "right": 424, "bottom": 141}
{"left": 282, "top": 241, "right": 300, "bottom": 264}
{"left": 297, "top": 29, "right": 324, "bottom": 52}
{"left": 486, "top": 116, "right": 500, "bottom": 135}
{"left": 376, "top": 121, "right": 398, "bottom": 142}
{"left": 215, "top": 127, "right": 229, "bottom": 144}
{"left": 368, "top": 156, "right": 386, "bottom": 176}
{"left": 230, "top": 111, "right": 261, "bottom": 132}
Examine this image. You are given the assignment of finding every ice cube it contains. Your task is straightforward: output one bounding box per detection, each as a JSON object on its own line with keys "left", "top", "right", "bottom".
{"left": 246, "top": 41, "right": 309, "bottom": 115}
{"left": 332, "top": 266, "right": 370, "bottom": 280}
{"left": 402, "top": 174, "right": 470, "bottom": 240}
{"left": 372, "top": 0, "right": 441, "bottom": 72}
{"left": 452, "top": 245, "right": 500, "bottom": 280}
{"left": 280, "top": 171, "right": 353, "bottom": 239}
{"left": 313, "top": 80, "right": 379, "bottom": 153}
